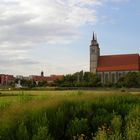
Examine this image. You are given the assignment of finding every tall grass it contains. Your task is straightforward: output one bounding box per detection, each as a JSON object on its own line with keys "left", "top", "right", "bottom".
{"left": 0, "top": 100, "right": 11, "bottom": 110}
{"left": 0, "top": 91, "right": 140, "bottom": 140}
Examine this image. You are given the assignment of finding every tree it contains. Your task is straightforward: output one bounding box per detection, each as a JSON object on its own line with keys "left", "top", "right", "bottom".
{"left": 116, "top": 72, "right": 140, "bottom": 88}
{"left": 54, "top": 71, "right": 101, "bottom": 87}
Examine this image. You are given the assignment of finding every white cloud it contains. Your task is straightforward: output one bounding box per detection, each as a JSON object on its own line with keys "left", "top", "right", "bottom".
{"left": 0, "top": 0, "right": 130, "bottom": 75}
{"left": 0, "top": 0, "right": 98, "bottom": 44}
{"left": 0, "top": 0, "right": 100, "bottom": 75}
{"left": 109, "top": 0, "right": 129, "bottom": 2}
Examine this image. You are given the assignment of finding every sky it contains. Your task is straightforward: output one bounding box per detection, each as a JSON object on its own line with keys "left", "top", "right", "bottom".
{"left": 0, "top": 0, "right": 140, "bottom": 76}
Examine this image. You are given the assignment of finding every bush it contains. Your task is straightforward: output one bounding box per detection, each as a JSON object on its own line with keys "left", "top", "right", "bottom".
{"left": 67, "top": 118, "right": 89, "bottom": 139}
{"left": 125, "top": 106, "right": 140, "bottom": 140}
{"left": 54, "top": 71, "right": 101, "bottom": 87}
{"left": 16, "top": 122, "right": 29, "bottom": 140}
{"left": 117, "top": 72, "right": 140, "bottom": 88}
{"left": 32, "top": 126, "right": 53, "bottom": 140}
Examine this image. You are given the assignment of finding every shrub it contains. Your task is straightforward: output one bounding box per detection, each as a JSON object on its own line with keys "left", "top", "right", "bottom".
{"left": 16, "top": 122, "right": 29, "bottom": 140}
{"left": 109, "top": 115, "right": 122, "bottom": 140}
{"left": 67, "top": 118, "right": 89, "bottom": 139}
{"left": 125, "top": 105, "right": 140, "bottom": 140}
{"left": 32, "top": 126, "right": 53, "bottom": 140}
{"left": 93, "top": 126, "right": 108, "bottom": 140}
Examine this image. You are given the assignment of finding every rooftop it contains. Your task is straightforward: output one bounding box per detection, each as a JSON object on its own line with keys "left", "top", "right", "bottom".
{"left": 97, "top": 53, "right": 140, "bottom": 72}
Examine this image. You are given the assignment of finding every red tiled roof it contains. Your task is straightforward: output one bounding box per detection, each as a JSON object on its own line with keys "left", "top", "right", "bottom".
{"left": 32, "top": 76, "right": 48, "bottom": 82}
{"left": 97, "top": 54, "right": 140, "bottom": 72}
{"left": 46, "top": 75, "right": 63, "bottom": 82}
{"left": 31, "top": 75, "right": 63, "bottom": 82}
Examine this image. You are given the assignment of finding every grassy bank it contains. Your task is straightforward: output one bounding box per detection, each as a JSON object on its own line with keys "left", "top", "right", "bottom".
{"left": 0, "top": 90, "right": 140, "bottom": 140}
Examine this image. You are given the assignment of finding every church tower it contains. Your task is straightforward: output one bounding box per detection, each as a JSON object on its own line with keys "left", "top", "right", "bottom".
{"left": 90, "top": 32, "right": 100, "bottom": 73}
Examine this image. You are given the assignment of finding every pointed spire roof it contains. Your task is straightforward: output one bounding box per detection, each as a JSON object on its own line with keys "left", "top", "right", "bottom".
{"left": 95, "top": 33, "right": 97, "bottom": 41}
{"left": 92, "top": 32, "right": 95, "bottom": 40}
{"left": 92, "top": 32, "right": 97, "bottom": 41}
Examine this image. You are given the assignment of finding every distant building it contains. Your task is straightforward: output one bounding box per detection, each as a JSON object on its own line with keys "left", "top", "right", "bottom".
{"left": 29, "top": 72, "right": 63, "bottom": 85}
{"left": 16, "top": 75, "right": 24, "bottom": 79}
{"left": 0, "top": 72, "right": 63, "bottom": 87}
{"left": 90, "top": 32, "right": 140, "bottom": 83}
{"left": 47, "top": 75, "right": 63, "bottom": 83}
{"left": 0, "top": 74, "right": 15, "bottom": 85}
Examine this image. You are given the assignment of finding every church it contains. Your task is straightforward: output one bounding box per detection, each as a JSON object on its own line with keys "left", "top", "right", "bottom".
{"left": 90, "top": 32, "right": 140, "bottom": 83}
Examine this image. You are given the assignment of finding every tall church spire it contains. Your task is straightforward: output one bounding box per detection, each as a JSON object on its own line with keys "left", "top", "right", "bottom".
{"left": 95, "top": 33, "right": 97, "bottom": 41}
{"left": 92, "top": 32, "right": 97, "bottom": 41}
{"left": 90, "top": 32, "right": 100, "bottom": 73}
{"left": 92, "top": 32, "right": 95, "bottom": 40}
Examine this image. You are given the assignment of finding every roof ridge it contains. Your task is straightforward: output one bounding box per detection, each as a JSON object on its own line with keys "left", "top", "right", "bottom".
{"left": 100, "top": 53, "right": 139, "bottom": 57}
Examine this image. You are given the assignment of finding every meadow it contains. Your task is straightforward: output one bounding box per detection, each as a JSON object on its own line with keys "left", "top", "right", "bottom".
{"left": 0, "top": 90, "right": 140, "bottom": 140}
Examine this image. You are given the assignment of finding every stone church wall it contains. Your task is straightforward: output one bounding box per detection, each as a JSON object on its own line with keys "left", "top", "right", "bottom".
{"left": 97, "top": 70, "right": 139, "bottom": 84}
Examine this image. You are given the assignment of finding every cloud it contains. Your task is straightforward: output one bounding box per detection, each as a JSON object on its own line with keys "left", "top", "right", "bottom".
{"left": 0, "top": 0, "right": 101, "bottom": 74}
{"left": 109, "top": 0, "right": 129, "bottom": 2}
{"left": 0, "top": 0, "right": 130, "bottom": 75}
{"left": 0, "top": 0, "right": 98, "bottom": 45}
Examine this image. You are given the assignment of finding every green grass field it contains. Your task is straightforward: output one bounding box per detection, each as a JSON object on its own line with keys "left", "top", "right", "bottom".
{"left": 0, "top": 90, "right": 140, "bottom": 140}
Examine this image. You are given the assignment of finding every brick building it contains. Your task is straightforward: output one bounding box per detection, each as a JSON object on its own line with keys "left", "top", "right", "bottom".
{"left": 90, "top": 32, "right": 140, "bottom": 83}
{"left": 0, "top": 74, "right": 15, "bottom": 85}
{"left": 29, "top": 72, "right": 63, "bottom": 85}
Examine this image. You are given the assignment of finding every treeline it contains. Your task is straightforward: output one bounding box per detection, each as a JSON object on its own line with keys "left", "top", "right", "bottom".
{"left": 7, "top": 71, "right": 140, "bottom": 88}
{"left": 15, "top": 79, "right": 48, "bottom": 88}
{"left": 116, "top": 72, "right": 140, "bottom": 88}
{"left": 54, "top": 71, "right": 101, "bottom": 87}
{"left": 54, "top": 71, "right": 140, "bottom": 88}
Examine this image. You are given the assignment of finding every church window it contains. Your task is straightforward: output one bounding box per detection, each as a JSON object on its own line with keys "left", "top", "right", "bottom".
{"left": 118, "top": 73, "right": 123, "bottom": 79}
{"left": 105, "top": 73, "right": 109, "bottom": 82}
{"left": 98, "top": 73, "right": 102, "bottom": 80}
{"left": 111, "top": 73, "right": 115, "bottom": 83}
